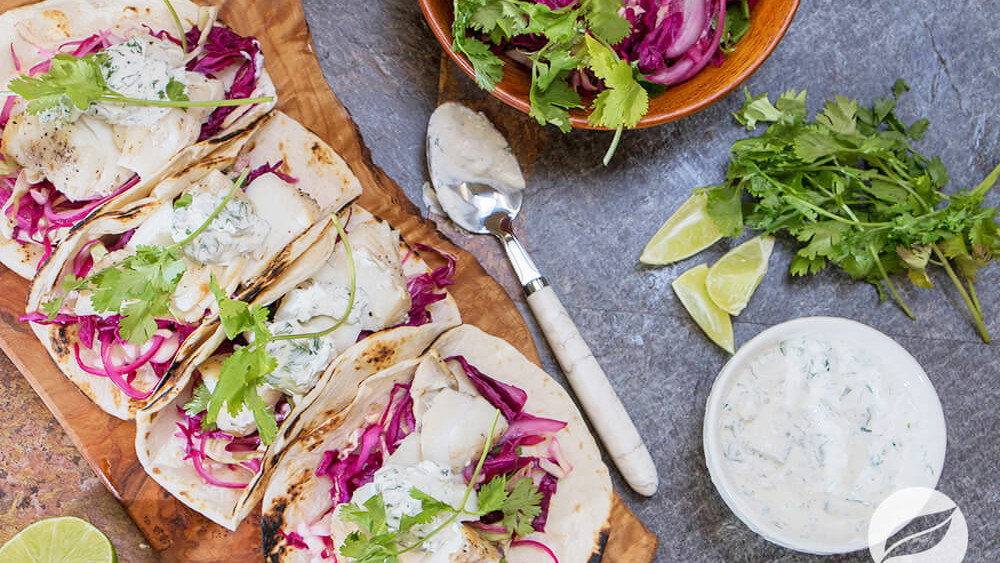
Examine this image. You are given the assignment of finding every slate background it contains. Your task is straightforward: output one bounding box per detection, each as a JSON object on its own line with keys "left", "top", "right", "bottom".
{"left": 298, "top": 0, "right": 999, "bottom": 561}
{"left": 0, "top": 1, "right": 996, "bottom": 562}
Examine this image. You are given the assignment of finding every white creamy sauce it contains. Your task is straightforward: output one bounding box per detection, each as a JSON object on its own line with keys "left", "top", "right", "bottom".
{"left": 348, "top": 446, "right": 479, "bottom": 561}
{"left": 91, "top": 37, "right": 190, "bottom": 127}
{"left": 170, "top": 173, "right": 270, "bottom": 265}
{"left": 716, "top": 335, "right": 939, "bottom": 547}
{"left": 426, "top": 102, "right": 524, "bottom": 215}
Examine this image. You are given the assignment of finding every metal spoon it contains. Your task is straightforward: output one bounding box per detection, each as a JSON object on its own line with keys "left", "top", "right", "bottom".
{"left": 426, "top": 105, "right": 658, "bottom": 496}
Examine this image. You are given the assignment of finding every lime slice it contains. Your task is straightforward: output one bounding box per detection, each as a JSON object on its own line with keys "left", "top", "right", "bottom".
{"left": 706, "top": 236, "right": 775, "bottom": 315}
{"left": 672, "top": 264, "right": 735, "bottom": 353}
{"left": 640, "top": 193, "right": 723, "bottom": 265}
{"left": 0, "top": 517, "right": 117, "bottom": 563}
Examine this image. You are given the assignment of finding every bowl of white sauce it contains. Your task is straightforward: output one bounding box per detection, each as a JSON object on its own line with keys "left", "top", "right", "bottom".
{"left": 703, "top": 317, "right": 947, "bottom": 554}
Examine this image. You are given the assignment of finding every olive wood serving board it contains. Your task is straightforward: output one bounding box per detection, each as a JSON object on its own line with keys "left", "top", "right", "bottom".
{"left": 0, "top": 0, "right": 657, "bottom": 560}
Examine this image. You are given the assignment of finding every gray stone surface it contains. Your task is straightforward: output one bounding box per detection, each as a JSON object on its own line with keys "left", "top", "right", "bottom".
{"left": 303, "top": 0, "right": 999, "bottom": 560}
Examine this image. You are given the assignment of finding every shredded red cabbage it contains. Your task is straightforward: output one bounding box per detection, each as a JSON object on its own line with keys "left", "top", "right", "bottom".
{"left": 315, "top": 383, "right": 415, "bottom": 504}
{"left": 184, "top": 26, "right": 264, "bottom": 140}
{"left": 280, "top": 530, "right": 309, "bottom": 551}
{"left": 402, "top": 243, "right": 457, "bottom": 326}
{"left": 174, "top": 407, "right": 252, "bottom": 489}
{"left": 615, "top": 0, "right": 728, "bottom": 85}
{"left": 245, "top": 161, "right": 298, "bottom": 185}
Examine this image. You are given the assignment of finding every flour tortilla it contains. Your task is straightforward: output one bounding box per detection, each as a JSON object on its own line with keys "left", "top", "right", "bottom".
{"left": 25, "top": 110, "right": 361, "bottom": 420}
{"left": 0, "top": 0, "right": 276, "bottom": 277}
{"left": 262, "top": 324, "right": 612, "bottom": 562}
{"left": 133, "top": 206, "right": 462, "bottom": 530}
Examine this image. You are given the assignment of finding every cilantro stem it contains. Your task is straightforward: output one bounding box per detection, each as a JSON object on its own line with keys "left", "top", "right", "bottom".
{"left": 174, "top": 169, "right": 249, "bottom": 248}
{"left": 394, "top": 410, "right": 502, "bottom": 556}
{"left": 100, "top": 94, "right": 274, "bottom": 108}
{"left": 270, "top": 214, "right": 356, "bottom": 342}
{"left": 602, "top": 126, "right": 624, "bottom": 167}
{"left": 784, "top": 194, "right": 887, "bottom": 227}
{"left": 869, "top": 243, "right": 915, "bottom": 320}
{"left": 161, "top": 0, "right": 188, "bottom": 53}
{"left": 931, "top": 243, "right": 990, "bottom": 342}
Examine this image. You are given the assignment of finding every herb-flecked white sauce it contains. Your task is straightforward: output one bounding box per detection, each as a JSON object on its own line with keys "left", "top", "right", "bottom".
{"left": 425, "top": 102, "right": 524, "bottom": 215}
{"left": 716, "top": 335, "right": 940, "bottom": 547}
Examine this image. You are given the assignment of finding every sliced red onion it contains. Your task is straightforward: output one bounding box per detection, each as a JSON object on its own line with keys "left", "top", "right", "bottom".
{"left": 511, "top": 539, "right": 560, "bottom": 562}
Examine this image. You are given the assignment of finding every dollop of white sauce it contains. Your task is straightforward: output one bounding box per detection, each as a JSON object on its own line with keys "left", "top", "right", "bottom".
{"left": 348, "top": 455, "right": 479, "bottom": 560}
{"left": 716, "top": 335, "right": 940, "bottom": 547}
{"left": 170, "top": 175, "right": 270, "bottom": 265}
{"left": 90, "top": 36, "right": 190, "bottom": 127}
{"left": 426, "top": 102, "right": 524, "bottom": 214}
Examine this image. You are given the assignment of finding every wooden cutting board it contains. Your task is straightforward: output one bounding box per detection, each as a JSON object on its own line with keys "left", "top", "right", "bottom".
{"left": 0, "top": 0, "right": 658, "bottom": 560}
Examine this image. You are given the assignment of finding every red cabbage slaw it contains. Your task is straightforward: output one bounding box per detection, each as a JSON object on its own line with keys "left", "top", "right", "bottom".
{"left": 176, "top": 390, "right": 292, "bottom": 489}
{"left": 183, "top": 25, "right": 267, "bottom": 140}
{"left": 300, "top": 357, "right": 568, "bottom": 558}
{"left": 21, "top": 312, "right": 195, "bottom": 400}
{"left": 401, "top": 243, "right": 457, "bottom": 326}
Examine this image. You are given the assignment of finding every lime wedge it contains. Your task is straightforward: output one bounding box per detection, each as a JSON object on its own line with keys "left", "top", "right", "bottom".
{"left": 672, "top": 264, "right": 735, "bottom": 353}
{"left": 706, "top": 236, "right": 775, "bottom": 315}
{"left": 0, "top": 517, "right": 117, "bottom": 563}
{"left": 640, "top": 193, "right": 723, "bottom": 265}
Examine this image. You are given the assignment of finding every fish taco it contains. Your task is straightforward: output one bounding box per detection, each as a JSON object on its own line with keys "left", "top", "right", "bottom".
{"left": 262, "top": 324, "right": 612, "bottom": 562}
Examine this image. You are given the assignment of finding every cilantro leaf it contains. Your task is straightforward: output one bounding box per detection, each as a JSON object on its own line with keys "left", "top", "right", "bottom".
{"left": 8, "top": 54, "right": 107, "bottom": 114}
{"left": 585, "top": 36, "right": 647, "bottom": 130}
{"left": 173, "top": 193, "right": 193, "bottom": 209}
{"left": 183, "top": 382, "right": 213, "bottom": 417}
{"left": 583, "top": 0, "right": 631, "bottom": 45}
{"left": 500, "top": 477, "right": 543, "bottom": 538}
{"left": 164, "top": 77, "right": 189, "bottom": 102}
{"left": 474, "top": 475, "right": 509, "bottom": 515}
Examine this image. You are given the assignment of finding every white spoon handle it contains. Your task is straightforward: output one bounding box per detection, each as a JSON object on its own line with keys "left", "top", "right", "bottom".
{"left": 527, "top": 284, "right": 659, "bottom": 496}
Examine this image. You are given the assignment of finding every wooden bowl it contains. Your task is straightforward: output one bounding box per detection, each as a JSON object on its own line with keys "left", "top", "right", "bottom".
{"left": 418, "top": 0, "right": 800, "bottom": 129}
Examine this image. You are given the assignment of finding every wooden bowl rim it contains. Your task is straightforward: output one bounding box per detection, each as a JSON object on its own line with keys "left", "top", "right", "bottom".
{"left": 418, "top": 0, "right": 801, "bottom": 130}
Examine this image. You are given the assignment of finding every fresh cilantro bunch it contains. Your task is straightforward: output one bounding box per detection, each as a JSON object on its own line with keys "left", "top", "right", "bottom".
{"left": 6, "top": 52, "right": 272, "bottom": 118}
{"left": 337, "top": 411, "right": 544, "bottom": 562}
{"left": 186, "top": 215, "right": 357, "bottom": 445}
{"left": 704, "top": 81, "right": 1000, "bottom": 341}
{"left": 452, "top": 0, "right": 648, "bottom": 163}
{"left": 41, "top": 170, "right": 249, "bottom": 345}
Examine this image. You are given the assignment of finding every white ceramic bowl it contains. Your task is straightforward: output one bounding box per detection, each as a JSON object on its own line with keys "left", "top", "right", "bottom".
{"left": 703, "top": 317, "right": 947, "bottom": 554}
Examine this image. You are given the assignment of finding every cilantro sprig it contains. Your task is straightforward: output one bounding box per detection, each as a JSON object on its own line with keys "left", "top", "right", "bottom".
{"left": 6, "top": 52, "right": 272, "bottom": 117}
{"left": 191, "top": 214, "right": 357, "bottom": 445}
{"left": 337, "top": 410, "right": 545, "bottom": 561}
{"left": 703, "top": 81, "right": 1000, "bottom": 341}
{"left": 40, "top": 170, "right": 250, "bottom": 345}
